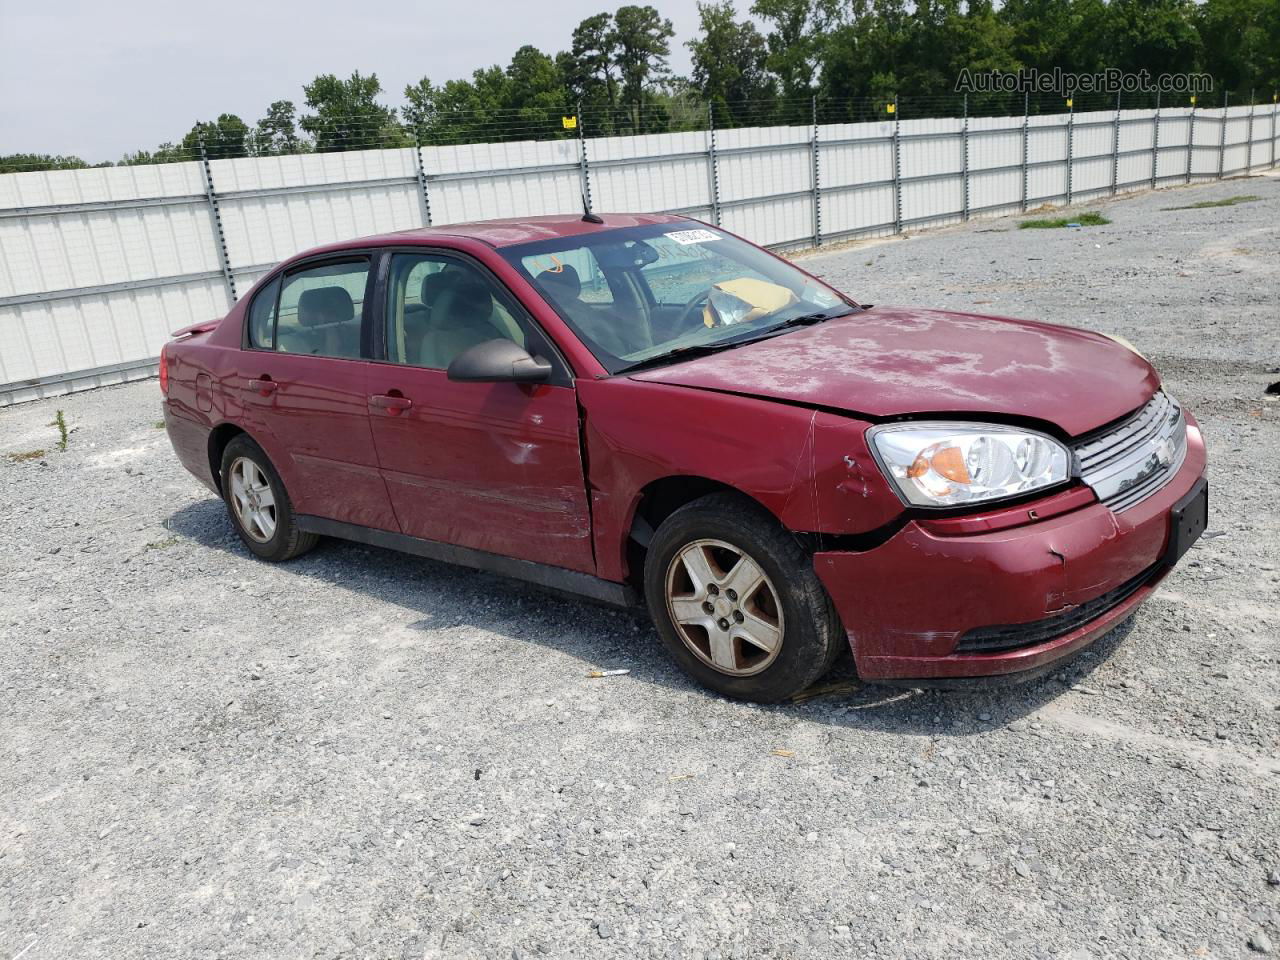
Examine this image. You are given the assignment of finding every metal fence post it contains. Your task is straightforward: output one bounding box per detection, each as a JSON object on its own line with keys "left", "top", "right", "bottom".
{"left": 1021, "top": 92, "right": 1030, "bottom": 212}
{"left": 1065, "top": 99, "right": 1074, "bottom": 206}
{"left": 197, "top": 137, "right": 236, "bottom": 304}
{"left": 961, "top": 93, "right": 970, "bottom": 220}
{"left": 706, "top": 102, "right": 722, "bottom": 226}
{"left": 577, "top": 104, "right": 594, "bottom": 213}
{"left": 1150, "top": 90, "right": 1161, "bottom": 189}
{"left": 1110, "top": 91, "right": 1122, "bottom": 194}
{"left": 892, "top": 97, "right": 902, "bottom": 233}
{"left": 1185, "top": 99, "right": 1195, "bottom": 184}
{"left": 1246, "top": 91, "right": 1256, "bottom": 172}
{"left": 1272, "top": 96, "right": 1278, "bottom": 168}
{"left": 1217, "top": 91, "right": 1229, "bottom": 179}
{"left": 413, "top": 139, "right": 433, "bottom": 227}
{"left": 810, "top": 96, "right": 822, "bottom": 246}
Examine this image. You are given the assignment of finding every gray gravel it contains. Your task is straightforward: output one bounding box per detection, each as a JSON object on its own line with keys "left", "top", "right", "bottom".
{"left": 3, "top": 173, "right": 1279, "bottom": 960}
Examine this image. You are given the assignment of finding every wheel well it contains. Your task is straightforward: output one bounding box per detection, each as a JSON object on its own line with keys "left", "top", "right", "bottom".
{"left": 207, "top": 424, "right": 246, "bottom": 493}
{"left": 624, "top": 476, "right": 750, "bottom": 587}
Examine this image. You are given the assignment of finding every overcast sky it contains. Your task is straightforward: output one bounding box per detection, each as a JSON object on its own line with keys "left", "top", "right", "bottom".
{"left": 0, "top": 0, "right": 708, "bottom": 164}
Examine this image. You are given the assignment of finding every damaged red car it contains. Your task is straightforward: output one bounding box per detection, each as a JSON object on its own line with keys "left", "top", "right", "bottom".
{"left": 161, "top": 214, "right": 1208, "bottom": 702}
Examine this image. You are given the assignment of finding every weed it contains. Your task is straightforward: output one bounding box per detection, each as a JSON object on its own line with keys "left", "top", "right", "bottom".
{"left": 1019, "top": 212, "right": 1111, "bottom": 229}
{"left": 145, "top": 536, "right": 180, "bottom": 551}
{"left": 6, "top": 449, "right": 46, "bottom": 463}
{"left": 50, "top": 410, "right": 69, "bottom": 451}
{"left": 1163, "top": 194, "right": 1259, "bottom": 211}
{"left": 153, "top": 420, "right": 166, "bottom": 430}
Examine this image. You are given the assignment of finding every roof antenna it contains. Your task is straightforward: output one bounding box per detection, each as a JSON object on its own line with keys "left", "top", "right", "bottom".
{"left": 581, "top": 191, "right": 603, "bottom": 224}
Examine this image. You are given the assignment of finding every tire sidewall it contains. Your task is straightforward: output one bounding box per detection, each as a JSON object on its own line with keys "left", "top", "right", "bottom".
{"left": 644, "top": 497, "right": 840, "bottom": 702}
{"left": 220, "top": 436, "right": 298, "bottom": 561}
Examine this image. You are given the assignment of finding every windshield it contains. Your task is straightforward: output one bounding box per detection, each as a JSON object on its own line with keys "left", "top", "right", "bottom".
{"left": 498, "top": 223, "right": 858, "bottom": 374}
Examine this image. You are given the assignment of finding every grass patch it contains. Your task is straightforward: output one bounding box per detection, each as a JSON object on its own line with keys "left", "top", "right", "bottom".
{"left": 1019, "top": 212, "right": 1111, "bottom": 229}
{"left": 1163, "top": 194, "right": 1260, "bottom": 210}
{"left": 6, "top": 449, "right": 46, "bottom": 463}
{"left": 145, "top": 536, "right": 180, "bottom": 551}
{"left": 50, "top": 410, "right": 69, "bottom": 451}
{"left": 153, "top": 420, "right": 167, "bottom": 429}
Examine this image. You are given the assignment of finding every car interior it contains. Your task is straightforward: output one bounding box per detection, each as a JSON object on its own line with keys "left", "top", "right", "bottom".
{"left": 389, "top": 260, "right": 527, "bottom": 369}
{"left": 534, "top": 263, "right": 656, "bottom": 358}
{"left": 275, "top": 286, "right": 363, "bottom": 358}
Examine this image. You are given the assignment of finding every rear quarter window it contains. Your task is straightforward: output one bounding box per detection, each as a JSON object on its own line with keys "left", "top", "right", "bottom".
{"left": 247, "top": 276, "right": 280, "bottom": 349}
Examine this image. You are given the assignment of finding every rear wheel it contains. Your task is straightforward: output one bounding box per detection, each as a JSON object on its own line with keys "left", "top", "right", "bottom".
{"left": 643, "top": 493, "right": 845, "bottom": 703}
{"left": 220, "top": 435, "right": 317, "bottom": 562}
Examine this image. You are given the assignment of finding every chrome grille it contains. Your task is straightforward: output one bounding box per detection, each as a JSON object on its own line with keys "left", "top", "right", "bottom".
{"left": 1074, "top": 391, "right": 1186, "bottom": 512}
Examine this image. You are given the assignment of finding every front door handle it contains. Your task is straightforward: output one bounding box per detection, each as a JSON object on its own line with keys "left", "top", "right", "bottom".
{"left": 369, "top": 393, "right": 413, "bottom": 415}
{"left": 243, "top": 377, "right": 277, "bottom": 396}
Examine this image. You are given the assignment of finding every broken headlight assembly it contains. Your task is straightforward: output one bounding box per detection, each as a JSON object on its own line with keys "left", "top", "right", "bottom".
{"left": 868, "top": 422, "right": 1071, "bottom": 508}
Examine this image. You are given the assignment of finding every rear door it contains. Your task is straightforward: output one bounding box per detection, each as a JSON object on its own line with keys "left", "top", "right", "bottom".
{"left": 366, "top": 249, "right": 594, "bottom": 573}
{"left": 232, "top": 255, "right": 399, "bottom": 532}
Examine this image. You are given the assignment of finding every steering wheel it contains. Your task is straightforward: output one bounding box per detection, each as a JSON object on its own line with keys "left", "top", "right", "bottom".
{"left": 675, "top": 289, "right": 712, "bottom": 329}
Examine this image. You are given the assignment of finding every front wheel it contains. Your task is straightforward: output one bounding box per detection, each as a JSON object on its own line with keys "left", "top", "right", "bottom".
{"left": 643, "top": 493, "right": 845, "bottom": 703}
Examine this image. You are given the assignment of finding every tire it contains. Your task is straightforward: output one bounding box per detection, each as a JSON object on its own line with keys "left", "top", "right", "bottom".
{"left": 220, "top": 434, "right": 318, "bottom": 562}
{"left": 643, "top": 492, "right": 845, "bottom": 703}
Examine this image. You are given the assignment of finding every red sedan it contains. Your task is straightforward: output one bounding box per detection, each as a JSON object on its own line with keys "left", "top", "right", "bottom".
{"left": 161, "top": 213, "right": 1207, "bottom": 702}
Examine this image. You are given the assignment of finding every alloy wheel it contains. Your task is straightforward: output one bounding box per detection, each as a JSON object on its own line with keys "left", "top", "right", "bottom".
{"left": 228, "top": 457, "right": 277, "bottom": 543}
{"left": 665, "top": 538, "right": 785, "bottom": 676}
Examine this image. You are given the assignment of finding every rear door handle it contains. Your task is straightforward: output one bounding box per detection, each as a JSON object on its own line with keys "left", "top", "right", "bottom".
{"left": 243, "top": 377, "right": 277, "bottom": 396}
{"left": 369, "top": 394, "right": 413, "bottom": 414}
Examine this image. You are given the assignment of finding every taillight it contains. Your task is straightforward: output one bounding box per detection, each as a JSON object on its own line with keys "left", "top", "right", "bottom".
{"left": 159, "top": 344, "right": 169, "bottom": 395}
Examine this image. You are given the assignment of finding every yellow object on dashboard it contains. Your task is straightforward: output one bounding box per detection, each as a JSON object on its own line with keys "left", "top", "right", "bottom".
{"left": 703, "top": 277, "right": 798, "bottom": 327}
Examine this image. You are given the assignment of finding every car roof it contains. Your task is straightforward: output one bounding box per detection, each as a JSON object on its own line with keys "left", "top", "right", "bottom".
{"left": 377, "top": 212, "right": 691, "bottom": 250}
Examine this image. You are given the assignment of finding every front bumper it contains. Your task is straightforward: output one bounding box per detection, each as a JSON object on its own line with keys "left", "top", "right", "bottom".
{"left": 814, "top": 416, "right": 1207, "bottom": 683}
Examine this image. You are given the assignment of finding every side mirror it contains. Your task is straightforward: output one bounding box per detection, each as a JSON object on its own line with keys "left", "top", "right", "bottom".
{"left": 447, "top": 339, "right": 553, "bottom": 383}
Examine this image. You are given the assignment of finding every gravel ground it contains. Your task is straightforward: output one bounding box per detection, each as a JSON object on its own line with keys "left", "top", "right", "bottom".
{"left": 2, "top": 173, "right": 1279, "bottom": 960}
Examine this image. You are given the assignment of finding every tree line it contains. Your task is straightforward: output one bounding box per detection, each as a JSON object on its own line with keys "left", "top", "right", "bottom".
{"left": 4, "top": 0, "right": 1278, "bottom": 174}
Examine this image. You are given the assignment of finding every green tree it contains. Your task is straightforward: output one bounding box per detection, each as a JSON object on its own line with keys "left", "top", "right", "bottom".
{"left": 120, "top": 143, "right": 187, "bottom": 165}
{"left": 405, "top": 46, "right": 568, "bottom": 144}
{"left": 301, "top": 71, "right": 404, "bottom": 152}
{"left": 254, "top": 100, "right": 304, "bottom": 155}
{"left": 817, "top": 0, "right": 1019, "bottom": 115}
{"left": 0, "top": 153, "right": 94, "bottom": 174}
{"left": 611, "top": 5, "right": 676, "bottom": 115}
{"left": 183, "top": 114, "right": 250, "bottom": 159}
{"left": 688, "top": 1, "right": 777, "bottom": 123}
{"left": 1103, "top": 0, "right": 1201, "bottom": 93}
{"left": 750, "top": 0, "right": 831, "bottom": 100}
{"left": 566, "top": 12, "right": 621, "bottom": 109}
{"left": 505, "top": 45, "right": 570, "bottom": 120}
{"left": 1197, "top": 0, "right": 1280, "bottom": 99}
{"left": 999, "top": 0, "right": 1109, "bottom": 76}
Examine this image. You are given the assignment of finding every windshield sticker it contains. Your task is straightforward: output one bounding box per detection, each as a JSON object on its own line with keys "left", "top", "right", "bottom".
{"left": 665, "top": 229, "right": 720, "bottom": 245}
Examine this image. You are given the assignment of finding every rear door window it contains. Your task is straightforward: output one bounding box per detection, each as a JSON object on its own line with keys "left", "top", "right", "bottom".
{"left": 273, "top": 259, "right": 371, "bottom": 359}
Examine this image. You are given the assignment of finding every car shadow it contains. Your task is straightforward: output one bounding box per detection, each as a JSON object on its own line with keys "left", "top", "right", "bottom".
{"left": 166, "top": 498, "right": 1141, "bottom": 738}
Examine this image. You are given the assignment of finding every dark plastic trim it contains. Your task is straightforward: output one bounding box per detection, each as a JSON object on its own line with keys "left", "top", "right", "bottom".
{"left": 294, "top": 515, "right": 639, "bottom": 608}
{"left": 447, "top": 338, "right": 553, "bottom": 383}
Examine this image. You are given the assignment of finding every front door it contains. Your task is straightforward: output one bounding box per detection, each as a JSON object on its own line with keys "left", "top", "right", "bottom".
{"left": 232, "top": 256, "right": 398, "bottom": 532}
{"left": 366, "top": 250, "right": 594, "bottom": 574}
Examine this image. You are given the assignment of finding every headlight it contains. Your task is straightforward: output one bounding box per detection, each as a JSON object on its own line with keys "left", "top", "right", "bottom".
{"left": 868, "top": 423, "right": 1071, "bottom": 508}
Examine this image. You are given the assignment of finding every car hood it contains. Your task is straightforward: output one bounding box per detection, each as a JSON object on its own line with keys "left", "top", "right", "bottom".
{"left": 627, "top": 306, "right": 1159, "bottom": 437}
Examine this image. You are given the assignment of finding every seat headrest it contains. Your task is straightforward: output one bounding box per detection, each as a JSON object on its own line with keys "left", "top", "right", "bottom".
{"left": 298, "top": 287, "right": 354, "bottom": 327}
{"left": 448, "top": 281, "right": 493, "bottom": 321}
{"left": 537, "top": 264, "right": 581, "bottom": 301}
{"left": 421, "top": 271, "right": 454, "bottom": 309}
